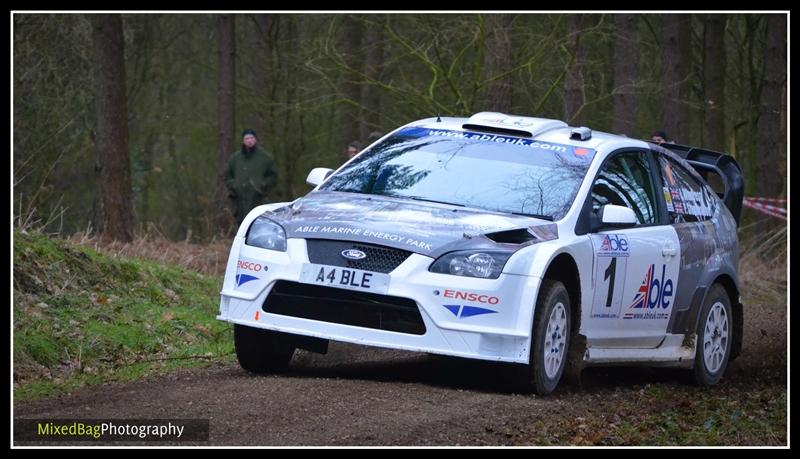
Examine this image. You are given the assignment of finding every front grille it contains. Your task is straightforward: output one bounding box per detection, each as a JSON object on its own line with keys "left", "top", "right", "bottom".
{"left": 263, "top": 281, "right": 426, "bottom": 335}
{"left": 305, "top": 239, "right": 412, "bottom": 274}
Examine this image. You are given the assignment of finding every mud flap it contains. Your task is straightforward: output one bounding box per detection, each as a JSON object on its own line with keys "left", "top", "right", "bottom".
{"left": 730, "top": 298, "right": 743, "bottom": 361}
{"left": 291, "top": 334, "right": 329, "bottom": 354}
{"left": 563, "top": 333, "right": 587, "bottom": 388}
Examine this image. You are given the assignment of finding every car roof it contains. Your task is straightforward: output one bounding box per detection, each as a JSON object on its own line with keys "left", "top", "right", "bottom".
{"left": 406, "top": 112, "right": 650, "bottom": 154}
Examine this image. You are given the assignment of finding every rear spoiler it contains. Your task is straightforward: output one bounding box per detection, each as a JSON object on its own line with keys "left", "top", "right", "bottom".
{"left": 658, "top": 143, "right": 745, "bottom": 225}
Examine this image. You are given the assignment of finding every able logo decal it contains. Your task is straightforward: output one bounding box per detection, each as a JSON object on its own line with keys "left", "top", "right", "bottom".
{"left": 597, "top": 234, "right": 630, "bottom": 257}
{"left": 624, "top": 264, "right": 674, "bottom": 320}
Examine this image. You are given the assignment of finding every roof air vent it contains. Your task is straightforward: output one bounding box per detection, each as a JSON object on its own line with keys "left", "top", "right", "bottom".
{"left": 570, "top": 127, "right": 592, "bottom": 141}
{"left": 463, "top": 112, "right": 567, "bottom": 138}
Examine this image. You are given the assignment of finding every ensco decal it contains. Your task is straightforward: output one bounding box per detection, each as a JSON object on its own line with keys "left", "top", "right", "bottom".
{"left": 443, "top": 305, "right": 498, "bottom": 318}
{"left": 442, "top": 289, "right": 500, "bottom": 305}
{"left": 237, "top": 260, "right": 264, "bottom": 272}
{"left": 235, "top": 274, "right": 259, "bottom": 287}
{"left": 624, "top": 264, "right": 674, "bottom": 320}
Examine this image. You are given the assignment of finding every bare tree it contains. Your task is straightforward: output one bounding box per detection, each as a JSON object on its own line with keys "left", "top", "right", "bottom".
{"left": 254, "top": 14, "right": 277, "bottom": 138}
{"left": 756, "top": 13, "right": 786, "bottom": 198}
{"left": 661, "top": 14, "right": 692, "bottom": 143}
{"left": 91, "top": 14, "right": 134, "bottom": 242}
{"left": 281, "top": 16, "right": 300, "bottom": 200}
{"left": 360, "top": 15, "right": 385, "bottom": 141}
{"left": 612, "top": 14, "right": 637, "bottom": 136}
{"left": 481, "top": 14, "right": 514, "bottom": 112}
{"left": 217, "top": 14, "right": 236, "bottom": 230}
{"left": 702, "top": 14, "right": 726, "bottom": 151}
{"left": 563, "top": 15, "right": 591, "bottom": 125}
{"left": 339, "top": 16, "right": 363, "bottom": 149}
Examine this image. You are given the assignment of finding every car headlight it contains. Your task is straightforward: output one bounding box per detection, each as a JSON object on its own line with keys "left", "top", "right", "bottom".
{"left": 245, "top": 216, "right": 287, "bottom": 251}
{"left": 429, "top": 250, "right": 513, "bottom": 279}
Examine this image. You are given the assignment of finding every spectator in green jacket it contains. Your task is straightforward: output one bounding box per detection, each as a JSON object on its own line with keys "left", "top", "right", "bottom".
{"left": 224, "top": 128, "right": 278, "bottom": 226}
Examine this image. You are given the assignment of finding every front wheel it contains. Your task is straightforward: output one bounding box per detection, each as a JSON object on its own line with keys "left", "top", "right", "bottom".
{"left": 692, "top": 284, "right": 733, "bottom": 386}
{"left": 528, "top": 280, "right": 571, "bottom": 395}
{"left": 234, "top": 324, "right": 296, "bottom": 373}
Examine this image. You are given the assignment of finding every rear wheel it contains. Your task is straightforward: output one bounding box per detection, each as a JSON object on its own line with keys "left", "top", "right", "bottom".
{"left": 528, "top": 280, "right": 571, "bottom": 395}
{"left": 692, "top": 284, "right": 732, "bottom": 386}
{"left": 234, "top": 324, "right": 295, "bottom": 373}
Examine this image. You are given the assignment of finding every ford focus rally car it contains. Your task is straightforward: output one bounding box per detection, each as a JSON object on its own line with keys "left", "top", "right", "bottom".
{"left": 218, "top": 112, "right": 744, "bottom": 395}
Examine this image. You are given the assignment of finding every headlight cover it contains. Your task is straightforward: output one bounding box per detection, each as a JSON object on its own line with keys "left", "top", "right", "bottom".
{"left": 245, "top": 216, "right": 287, "bottom": 251}
{"left": 429, "top": 250, "right": 514, "bottom": 279}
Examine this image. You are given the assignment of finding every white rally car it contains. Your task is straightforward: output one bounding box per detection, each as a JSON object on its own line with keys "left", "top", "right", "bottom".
{"left": 218, "top": 112, "right": 744, "bottom": 394}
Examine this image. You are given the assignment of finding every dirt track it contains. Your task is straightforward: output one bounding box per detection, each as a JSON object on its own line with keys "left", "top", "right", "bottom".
{"left": 14, "top": 301, "right": 786, "bottom": 446}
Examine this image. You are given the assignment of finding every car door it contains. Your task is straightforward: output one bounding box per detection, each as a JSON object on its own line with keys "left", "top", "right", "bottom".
{"left": 586, "top": 149, "right": 681, "bottom": 348}
{"left": 654, "top": 153, "right": 721, "bottom": 336}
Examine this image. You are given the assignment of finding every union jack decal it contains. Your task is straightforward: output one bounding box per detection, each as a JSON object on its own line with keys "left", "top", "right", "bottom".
{"left": 624, "top": 265, "right": 653, "bottom": 318}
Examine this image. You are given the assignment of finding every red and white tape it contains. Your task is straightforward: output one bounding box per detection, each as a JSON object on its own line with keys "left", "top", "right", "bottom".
{"left": 743, "top": 197, "right": 787, "bottom": 220}
{"left": 743, "top": 197, "right": 787, "bottom": 204}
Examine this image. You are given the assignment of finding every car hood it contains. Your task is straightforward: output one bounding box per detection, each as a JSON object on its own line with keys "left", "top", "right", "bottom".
{"left": 263, "top": 191, "right": 558, "bottom": 258}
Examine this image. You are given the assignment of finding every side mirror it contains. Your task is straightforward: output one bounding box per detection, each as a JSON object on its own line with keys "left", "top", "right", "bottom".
{"left": 593, "top": 204, "right": 637, "bottom": 231}
{"left": 306, "top": 168, "right": 334, "bottom": 187}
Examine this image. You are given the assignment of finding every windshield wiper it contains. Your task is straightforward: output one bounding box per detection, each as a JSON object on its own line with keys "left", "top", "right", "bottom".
{"left": 385, "top": 194, "right": 466, "bottom": 208}
{"left": 510, "top": 211, "right": 554, "bottom": 221}
{"left": 408, "top": 196, "right": 465, "bottom": 207}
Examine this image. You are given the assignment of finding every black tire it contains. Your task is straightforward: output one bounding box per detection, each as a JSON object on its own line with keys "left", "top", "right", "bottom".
{"left": 692, "top": 284, "right": 733, "bottom": 386}
{"left": 527, "top": 279, "right": 571, "bottom": 395}
{"left": 234, "top": 324, "right": 295, "bottom": 373}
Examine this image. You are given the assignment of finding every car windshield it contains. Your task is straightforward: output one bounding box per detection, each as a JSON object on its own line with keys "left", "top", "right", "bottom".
{"left": 319, "top": 126, "right": 596, "bottom": 220}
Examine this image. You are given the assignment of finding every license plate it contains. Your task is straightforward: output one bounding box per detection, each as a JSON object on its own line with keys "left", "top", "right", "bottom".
{"left": 299, "top": 264, "right": 390, "bottom": 294}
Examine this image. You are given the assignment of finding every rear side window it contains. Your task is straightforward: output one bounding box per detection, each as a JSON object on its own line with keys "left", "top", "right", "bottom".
{"left": 657, "top": 156, "right": 716, "bottom": 223}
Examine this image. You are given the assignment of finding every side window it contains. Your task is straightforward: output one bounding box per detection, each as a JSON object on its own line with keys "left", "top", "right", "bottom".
{"left": 591, "top": 152, "right": 658, "bottom": 225}
{"left": 657, "top": 156, "right": 716, "bottom": 223}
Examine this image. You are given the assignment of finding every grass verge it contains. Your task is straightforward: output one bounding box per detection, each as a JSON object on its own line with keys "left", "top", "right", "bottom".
{"left": 13, "top": 229, "right": 234, "bottom": 403}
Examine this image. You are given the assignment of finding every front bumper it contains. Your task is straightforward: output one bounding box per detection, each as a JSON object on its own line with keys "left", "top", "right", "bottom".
{"left": 217, "top": 239, "right": 541, "bottom": 363}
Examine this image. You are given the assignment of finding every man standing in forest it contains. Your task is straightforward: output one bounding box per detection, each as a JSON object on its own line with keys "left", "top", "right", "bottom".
{"left": 224, "top": 128, "right": 278, "bottom": 226}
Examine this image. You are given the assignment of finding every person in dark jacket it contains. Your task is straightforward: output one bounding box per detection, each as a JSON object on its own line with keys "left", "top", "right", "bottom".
{"left": 651, "top": 130, "right": 670, "bottom": 145}
{"left": 346, "top": 140, "right": 362, "bottom": 160}
{"left": 224, "top": 128, "right": 278, "bottom": 225}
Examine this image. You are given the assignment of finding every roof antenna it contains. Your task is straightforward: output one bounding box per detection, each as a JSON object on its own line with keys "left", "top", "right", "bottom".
{"left": 436, "top": 113, "right": 441, "bottom": 122}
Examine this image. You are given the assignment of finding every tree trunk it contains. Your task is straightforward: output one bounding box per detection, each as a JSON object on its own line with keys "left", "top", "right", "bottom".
{"left": 564, "top": 15, "right": 590, "bottom": 125}
{"left": 732, "top": 15, "right": 764, "bottom": 197}
{"left": 360, "top": 15, "right": 384, "bottom": 142}
{"left": 91, "top": 14, "right": 134, "bottom": 242}
{"left": 140, "top": 132, "right": 158, "bottom": 224}
{"left": 661, "top": 14, "right": 692, "bottom": 144}
{"left": 612, "top": 14, "right": 637, "bottom": 136}
{"left": 756, "top": 14, "right": 786, "bottom": 199}
{"left": 702, "top": 14, "right": 726, "bottom": 151}
{"left": 339, "top": 16, "right": 363, "bottom": 150}
{"left": 254, "top": 14, "right": 276, "bottom": 137}
{"left": 217, "top": 14, "right": 236, "bottom": 231}
{"left": 481, "top": 14, "right": 514, "bottom": 113}
{"left": 280, "top": 16, "right": 299, "bottom": 201}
